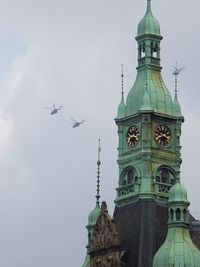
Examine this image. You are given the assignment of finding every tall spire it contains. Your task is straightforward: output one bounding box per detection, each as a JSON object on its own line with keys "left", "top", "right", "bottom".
{"left": 96, "top": 139, "right": 101, "bottom": 205}
{"left": 172, "top": 62, "right": 183, "bottom": 117}
{"left": 117, "top": 64, "right": 126, "bottom": 118}
{"left": 82, "top": 140, "right": 102, "bottom": 267}
{"left": 121, "top": 64, "right": 124, "bottom": 98}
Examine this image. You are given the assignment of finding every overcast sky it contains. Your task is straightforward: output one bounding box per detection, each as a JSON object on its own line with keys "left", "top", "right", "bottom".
{"left": 0, "top": 0, "right": 199, "bottom": 266}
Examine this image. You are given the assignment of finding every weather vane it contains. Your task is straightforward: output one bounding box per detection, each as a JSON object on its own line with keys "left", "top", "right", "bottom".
{"left": 172, "top": 62, "right": 184, "bottom": 97}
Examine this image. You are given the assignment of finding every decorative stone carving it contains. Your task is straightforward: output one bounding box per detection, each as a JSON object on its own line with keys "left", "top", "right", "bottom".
{"left": 89, "top": 201, "right": 124, "bottom": 267}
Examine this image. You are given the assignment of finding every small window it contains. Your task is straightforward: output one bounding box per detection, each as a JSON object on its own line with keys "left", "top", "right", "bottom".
{"left": 170, "top": 209, "right": 173, "bottom": 221}
{"left": 176, "top": 208, "right": 181, "bottom": 221}
{"left": 161, "top": 169, "right": 170, "bottom": 183}
{"left": 151, "top": 42, "right": 158, "bottom": 58}
{"left": 183, "top": 209, "right": 187, "bottom": 221}
{"left": 127, "top": 170, "right": 134, "bottom": 184}
{"left": 156, "top": 167, "right": 175, "bottom": 185}
{"left": 138, "top": 44, "right": 142, "bottom": 59}
{"left": 141, "top": 43, "right": 145, "bottom": 57}
{"left": 121, "top": 168, "right": 138, "bottom": 186}
{"left": 88, "top": 232, "right": 91, "bottom": 243}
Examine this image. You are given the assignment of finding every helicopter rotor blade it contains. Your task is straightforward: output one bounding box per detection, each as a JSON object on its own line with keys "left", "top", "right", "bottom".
{"left": 70, "top": 118, "right": 76, "bottom": 122}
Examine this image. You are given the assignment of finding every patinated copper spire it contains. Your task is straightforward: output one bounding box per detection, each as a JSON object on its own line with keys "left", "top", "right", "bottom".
{"left": 96, "top": 139, "right": 101, "bottom": 205}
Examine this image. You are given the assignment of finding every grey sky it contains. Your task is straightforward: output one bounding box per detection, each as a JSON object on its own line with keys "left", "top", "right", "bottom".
{"left": 0, "top": 0, "right": 198, "bottom": 266}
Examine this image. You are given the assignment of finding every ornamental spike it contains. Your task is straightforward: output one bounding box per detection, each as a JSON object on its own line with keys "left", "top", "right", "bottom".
{"left": 121, "top": 64, "right": 124, "bottom": 98}
{"left": 96, "top": 139, "right": 101, "bottom": 205}
{"left": 147, "top": 0, "right": 152, "bottom": 12}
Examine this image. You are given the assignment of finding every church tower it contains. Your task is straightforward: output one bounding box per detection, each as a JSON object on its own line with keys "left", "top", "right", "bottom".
{"left": 82, "top": 0, "right": 200, "bottom": 266}
{"left": 115, "top": 0, "right": 183, "bottom": 207}
{"left": 113, "top": 0, "right": 198, "bottom": 266}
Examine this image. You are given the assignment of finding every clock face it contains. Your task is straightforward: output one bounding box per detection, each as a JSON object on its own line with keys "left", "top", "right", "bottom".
{"left": 155, "top": 124, "right": 171, "bottom": 146}
{"left": 127, "top": 125, "right": 140, "bottom": 147}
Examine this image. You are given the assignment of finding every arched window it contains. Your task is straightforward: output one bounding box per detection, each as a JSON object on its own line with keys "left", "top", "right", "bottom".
{"left": 156, "top": 167, "right": 175, "bottom": 185}
{"left": 151, "top": 42, "right": 158, "bottom": 58}
{"left": 161, "top": 169, "right": 170, "bottom": 183}
{"left": 88, "top": 232, "right": 91, "bottom": 243}
{"left": 141, "top": 43, "right": 145, "bottom": 57}
{"left": 121, "top": 168, "right": 138, "bottom": 186}
{"left": 127, "top": 170, "right": 134, "bottom": 184}
{"left": 176, "top": 208, "right": 181, "bottom": 221}
{"left": 138, "top": 44, "right": 142, "bottom": 59}
{"left": 170, "top": 208, "right": 173, "bottom": 221}
{"left": 183, "top": 209, "right": 187, "bottom": 222}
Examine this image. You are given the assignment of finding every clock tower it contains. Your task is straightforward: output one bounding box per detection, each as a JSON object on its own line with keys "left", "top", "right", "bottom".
{"left": 82, "top": 1, "right": 200, "bottom": 266}
{"left": 115, "top": 0, "right": 183, "bottom": 206}
{"left": 113, "top": 0, "right": 185, "bottom": 265}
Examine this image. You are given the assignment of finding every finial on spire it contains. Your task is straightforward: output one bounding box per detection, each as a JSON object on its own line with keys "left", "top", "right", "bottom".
{"left": 147, "top": 0, "right": 152, "bottom": 12}
{"left": 96, "top": 139, "right": 101, "bottom": 205}
{"left": 172, "top": 62, "right": 184, "bottom": 98}
{"left": 121, "top": 64, "right": 124, "bottom": 97}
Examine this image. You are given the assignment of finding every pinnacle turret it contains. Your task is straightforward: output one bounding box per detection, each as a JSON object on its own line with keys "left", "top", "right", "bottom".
{"left": 117, "top": 64, "right": 126, "bottom": 118}
{"left": 153, "top": 181, "right": 200, "bottom": 267}
{"left": 172, "top": 62, "right": 183, "bottom": 117}
{"left": 82, "top": 140, "right": 102, "bottom": 267}
{"left": 88, "top": 139, "right": 101, "bottom": 227}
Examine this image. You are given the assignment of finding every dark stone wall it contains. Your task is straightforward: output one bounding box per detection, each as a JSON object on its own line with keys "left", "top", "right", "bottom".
{"left": 113, "top": 199, "right": 168, "bottom": 267}
{"left": 113, "top": 201, "right": 140, "bottom": 267}
{"left": 113, "top": 199, "right": 200, "bottom": 267}
{"left": 190, "top": 221, "right": 200, "bottom": 250}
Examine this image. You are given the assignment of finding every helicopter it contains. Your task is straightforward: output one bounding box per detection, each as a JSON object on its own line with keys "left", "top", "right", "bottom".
{"left": 44, "top": 104, "right": 63, "bottom": 115}
{"left": 70, "top": 118, "right": 85, "bottom": 128}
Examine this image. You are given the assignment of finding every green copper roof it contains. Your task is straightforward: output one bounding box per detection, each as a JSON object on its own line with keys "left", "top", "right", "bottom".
{"left": 82, "top": 254, "right": 90, "bottom": 267}
{"left": 173, "top": 95, "right": 182, "bottom": 116}
{"left": 115, "top": 0, "right": 175, "bottom": 118}
{"left": 117, "top": 95, "right": 126, "bottom": 118}
{"left": 140, "top": 89, "right": 152, "bottom": 111}
{"left": 153, "top": 182, "right": 200, "bottom": 267}
{"left": 153, "top": 229, "right": 200, "bottom": 267}
{"left": 137, "top": 0, "right": 160, "bottom": 37}
{"left": 169, "top": 182, "right": 187, "bottom": 203}
{"left": 126, "top": 69, "right": 173, "bottom": 116}
{"left": 140, "top": 71, "right": 152, "bottom": 111}
{"left": 88, "top": 203, "right": 100, "bottom": 226}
